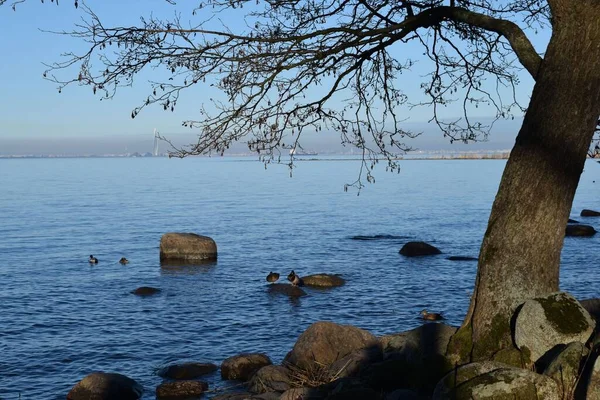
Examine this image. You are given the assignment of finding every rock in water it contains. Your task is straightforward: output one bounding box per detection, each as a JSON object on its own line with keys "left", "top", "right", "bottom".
{"left": 267, "top": 283, "right": 307, "bottom": 297}
{"left": 514, "top": 292, "right": 594, "bottom": 363}
{"left": 158, "top": 362, "right": 217, "bottom": 379}
{"left": 130, "top": 286, "right": 161, "bottom": 296}
{"left": 581, "top": 209, "right": 600, "bottom": 217}
{"left": 301, "top": 274, "right": 346, "bottom": 288}
{"left": 565, "top": 224, "right": 597, "bottom": 236}
{"left": 221, "top": 353, "right": 272, "bottom": 381}
{"left": 156, "top": 381, "right": 208, "bottom": 399}
{"left": 159, "top": 232, "right": 217, "bottom": 263}
{"left": 248, "top": 365, "right": 292, "bottom": 394}
{"left": 399, "top": 241, "right": 441, "bottom": 257}
{"left": 67, "top": 372, "right": 143, "bottom": 400}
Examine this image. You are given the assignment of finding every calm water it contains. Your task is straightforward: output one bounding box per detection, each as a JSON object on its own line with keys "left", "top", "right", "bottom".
{"left": 1, "top": 157, "right": 599, "bottom": 399}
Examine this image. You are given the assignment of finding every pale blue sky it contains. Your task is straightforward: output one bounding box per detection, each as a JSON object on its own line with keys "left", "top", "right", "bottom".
{"left": 0, "top": 1, "right": 552, "bottom": 151}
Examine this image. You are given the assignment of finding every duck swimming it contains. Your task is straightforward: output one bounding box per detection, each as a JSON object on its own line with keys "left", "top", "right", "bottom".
{"left": 266, "top": 272, "right": 280, "bottom": 283}
{"left": 89, "top": 255, "right": 99, "bottom": 264}
{"left": 119, "top": 257, "right": 129, "bottom": 265}
{"left": 420, "top": 309, "right": 444, "bottom": 321}
{"left": 287, "top": 270, "right": 304, "bottom": 287}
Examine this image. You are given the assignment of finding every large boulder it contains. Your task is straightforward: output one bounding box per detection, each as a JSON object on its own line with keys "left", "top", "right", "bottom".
{"left": 67, "top": 372, "right": 143, "bottom": 400}
{"left": 327, "top": 346, "right": 383, "bottom": 378}
{"left": 433, "top": 361, "right": 560, "bottom": 400}
{"left": 301, "top": 274, "right": 346, "bottom": 288}
{"left": 399, "top": 241, "right": 441, "bottom": 257}
{"left": 159, "top": 232, "right": 217, "bottom": 263}
{"left": 565, "top": 224, "right": 597, "bottom": 237}
{"left": 581, "top": 298, "right": 600, "bottom": 323}
{"left": 542, "top": 342, "right": 588, "bottom": 396}
{"left": 363, "top": 325, "right": 455, "bottom": 395}
{"left": 581, "top": 209, "right": 600, "bottom": 217}
{"left": 157, "top": 362, "right": 217, "bottom": 379}
{"left": 248, "top": 365, "right": 292, "bottom": 393}
{"left": 221, "top": 353, "right": 272, "bottom": 381}
{"left": 280, "top": 387, "right": 325, "bottom": 400}
{"left": 267, "top": 283, "right": 307, "bottom": 297}
{"left": 283, "top": 321, "right": 379, "bottom": 370}
{"left": 156, "top": 381, "right": 208, "bottom": 399}
{"left": 514, "top": 292, "right": 595, "bottom": 363}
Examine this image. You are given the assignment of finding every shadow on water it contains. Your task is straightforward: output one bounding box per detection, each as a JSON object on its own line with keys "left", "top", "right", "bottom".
{"left": 159, "top": 260, "right": 218, "bottom": 275}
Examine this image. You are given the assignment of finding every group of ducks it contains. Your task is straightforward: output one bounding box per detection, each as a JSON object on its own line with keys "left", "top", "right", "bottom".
{"left": 88, "top": 255, "right": 129, "bottom": 265}
{"left": 266, "top": 270, "right": 444, "bottom": 321}
{"left": 266, "top": 270, "right": 303, "bottom": 286}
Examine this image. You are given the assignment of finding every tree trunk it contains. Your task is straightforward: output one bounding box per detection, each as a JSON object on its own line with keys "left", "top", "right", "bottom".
{"left": 449, "top": 2, "right": 600, "bottom": 364}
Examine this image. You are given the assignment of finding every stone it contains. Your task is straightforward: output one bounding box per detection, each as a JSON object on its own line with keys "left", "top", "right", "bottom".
{"left": 221, "top": 353, "right": 272, "bottom": 381}
{"left": 301, "top": 274, "right": 346, "bottom": 288}
{"left": 568, "top": 218, "right": 579, "bottom": 223}
{"left": 399, "top": 241, "right": 441, "bottom": 257}
{"left": 327, "top": 388, "right": 383, "bottom": 400}
{"left": 542, "top": 341, "right": 588, "bottom": 396}
{"left": 67, "top": 372, "right": 143, "bottom": 400}
{"left": 159, "top": 232, "right": 217, "bottom": 263}
{"left": 212, "top": 393, "right": 254, "bottom": 400}
{"left": 280, "top": 387, "right": 325, "bottom": 400}
{"left": 583, "top": 354, "right": 600, "bottom": 400}
{"left": 267, "top": 283, "right": 307, "bottom": 297}
{"left": 327, "top": 346, "right": 383, "bottom": 379}
{"left": 156, "top": 380, "right": 208, "bottom": 399}
{"left": 284, "top": 321, "right": 379, "bottom": 370}
{"left": 433, "top": 361, "right": 560, "bottom": 400}
{"left": 565, "top": 224, "right": 597, "bottom": 236}
{"left": 385, "top": 389, "right": 420, "bottom": 400}
{"left": 248, "top": 365, "right": 292, "bottom": 393}
{"left": 581, "top": 209, "right": 600, "bottom": 217}
{"left": 581, "top": 298, "right": 600, "bottom": 323}
{"left": 157, "top": 362, "right": 217, "bottom": 379}
{"left": 131, "top": 286, "right": 161, "bottom": 296}
{"left": 514, "top": 292, "right": 595, "bottom": 363}
{"left": 446, "top": 256, "right": 477, "bottom": 261}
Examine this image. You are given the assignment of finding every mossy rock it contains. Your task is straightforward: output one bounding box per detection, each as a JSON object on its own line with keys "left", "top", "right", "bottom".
{"left": 433, "top": 362, "right": 560, "bottom": 400}
{"left": 514, "top": 292, "right": 594, "bottom": 363}
{"left": 542, "top": 342, "right": 588, "bottom": 395}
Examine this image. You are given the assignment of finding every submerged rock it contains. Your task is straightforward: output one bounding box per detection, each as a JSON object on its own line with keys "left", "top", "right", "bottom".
{"left": 221, "top": 353, "right": 272, "bottom": 381}
{"left": 284, "top": 321, "right": 379, "bottom": 370}
{"left": 159, "top": 232, "right": 217, "bottom": 263}
{"left": 514, "top": 292, "right": 594, "bottom": 363}
{"left": 267, "top": 283, "right": 307, "bottom": 297}
{"left": 302, "top": 274, "right": 346, "bottom": 288}
{"left": 155, "top": 380, "right": 208, "bottom": 399}
{"left": 67, "top": 372, "right": 143, "bottom": 400}
{"left": 157, "top": 362, "right": 217, "bottom": 379}
{"left": 565, "top": 224, "right": 597, "bottom": 236}
{"left": 568, "top": 218, "right": 579, "bottom": 223}
{"left": 446, "top": 256, "right": 477, "bottom": 261}
{"left": 131, "top": 286, "right": 161, "bottom": 296}
{"left": 399, "top": 241, "right": 441, "bottom": 257}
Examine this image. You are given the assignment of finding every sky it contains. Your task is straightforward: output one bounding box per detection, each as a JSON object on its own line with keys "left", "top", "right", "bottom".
{"left": 0, "top": 1, "right": 552, "bottom": 155}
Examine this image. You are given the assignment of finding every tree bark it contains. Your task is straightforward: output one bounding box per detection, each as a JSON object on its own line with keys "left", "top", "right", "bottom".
{"left": 450, "top": 1, "right": 600, "bottom": 363}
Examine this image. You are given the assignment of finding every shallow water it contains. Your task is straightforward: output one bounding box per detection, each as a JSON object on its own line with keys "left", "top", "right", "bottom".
{"left": 0, "top": 157, "right": 599, "bottom": 399}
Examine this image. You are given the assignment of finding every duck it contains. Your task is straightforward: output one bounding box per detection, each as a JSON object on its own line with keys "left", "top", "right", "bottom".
{"left": 420, "top": 309, "right": 444, "bottom": 321}
{"left": 119, "top": 257, "right": 129, "bottom": 265}
{"left": 266, "top": 272, "right": 280, "bottom": 283}
{"left": 287, "top": 270, "right": 304, "bottom": 287}
{"left": 89, "top": 255, "right": 99, "bottom": 264}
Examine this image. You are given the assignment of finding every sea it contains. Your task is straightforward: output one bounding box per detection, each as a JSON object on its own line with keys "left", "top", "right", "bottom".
{"left": 1, "top": 157, "right": 599, "bottom": 399}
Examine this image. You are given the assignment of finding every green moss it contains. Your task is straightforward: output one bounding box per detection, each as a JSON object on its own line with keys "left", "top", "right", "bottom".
{"left": 454, "top": 370, "right": 538, "bottom": 400}
{"left": 446, "top": 323, "right": 473, "bottom": 365}
{"left": 493, "top": 348, "right": 526, "bottom": 368}
{"left": 537, "top": 294, "right": 588, "bottom": 335}
{"left": 472, "top": 313, "right": 512, "bottom": 361}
